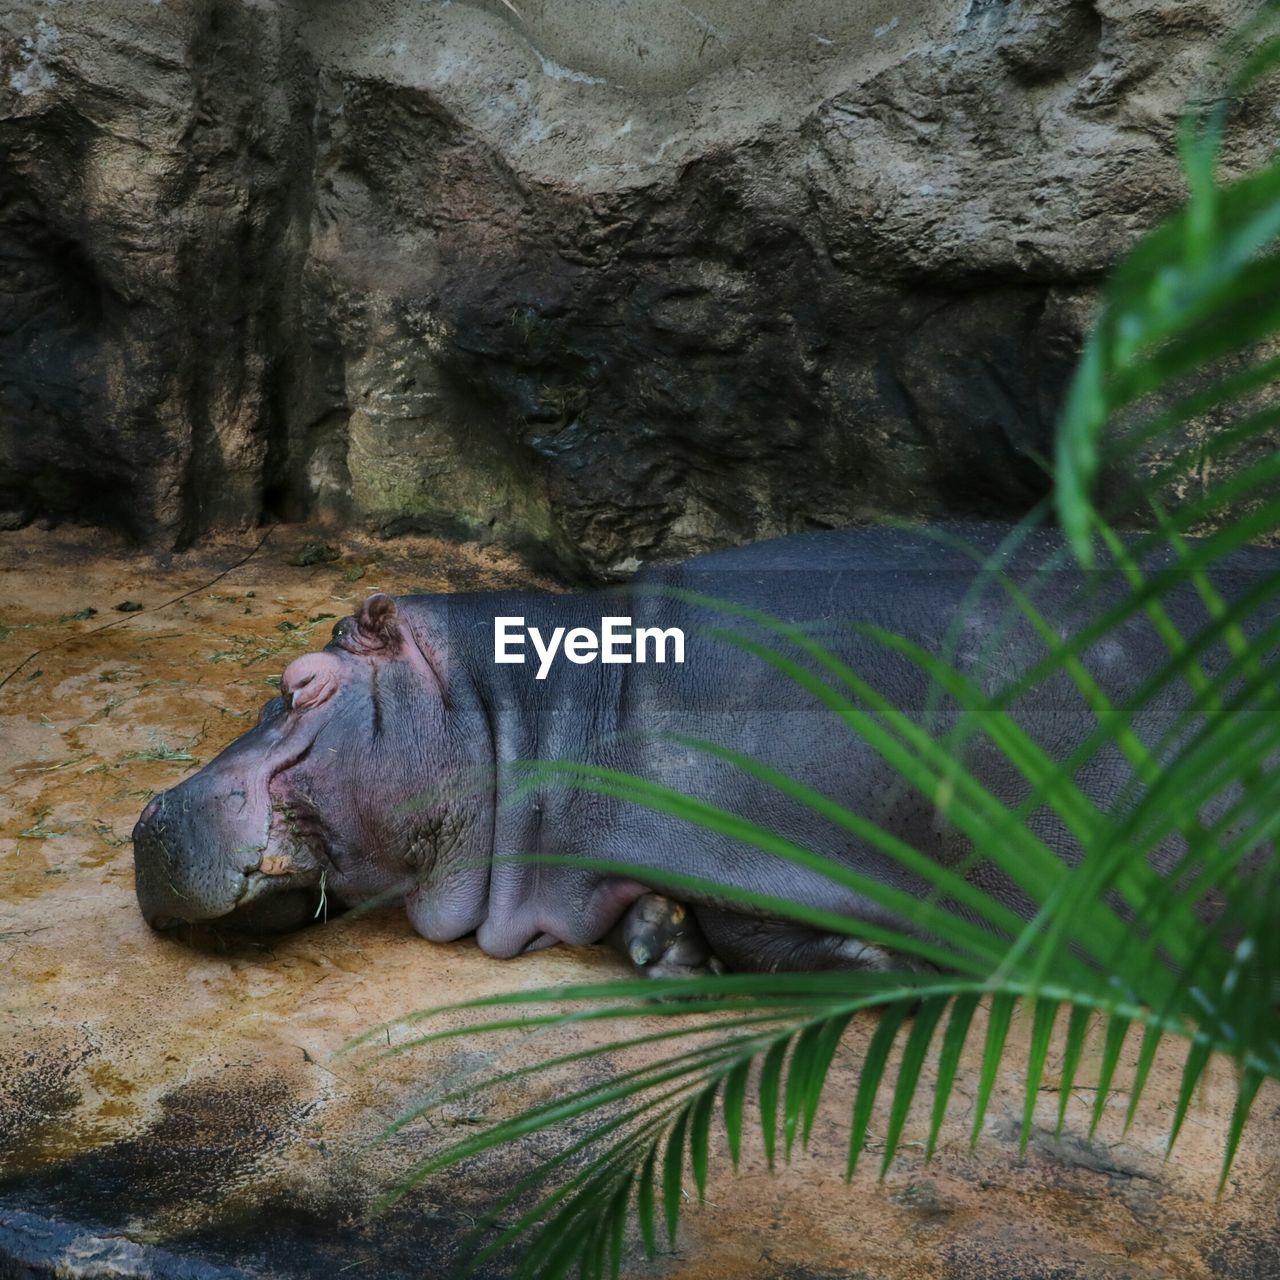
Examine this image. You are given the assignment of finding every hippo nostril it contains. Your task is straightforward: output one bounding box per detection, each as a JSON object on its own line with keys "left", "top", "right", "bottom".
{"left": 132, "top": 795, "right": 165, "bottom": 843}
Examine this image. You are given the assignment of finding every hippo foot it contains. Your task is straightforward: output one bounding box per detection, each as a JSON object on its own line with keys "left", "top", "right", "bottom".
{"left": 615, "top": 893, "right": 726, "bottom": 979}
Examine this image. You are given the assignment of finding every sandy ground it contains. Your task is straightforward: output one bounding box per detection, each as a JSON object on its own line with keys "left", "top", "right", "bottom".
{"left": 0, "top": 525, "right": 1278, "bottom": 1280}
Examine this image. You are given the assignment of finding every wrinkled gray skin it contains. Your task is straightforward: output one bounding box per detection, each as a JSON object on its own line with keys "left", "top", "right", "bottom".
{"left": 133, "top": 525, "right": 1279, "bottom": 974}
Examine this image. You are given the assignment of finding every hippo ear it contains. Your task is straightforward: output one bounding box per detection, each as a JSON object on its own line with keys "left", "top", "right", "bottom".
{"left": 340, "top": 592, "right": 444, "bottom": 687}
{"left": 355, "top": 593, "right": 403, "bottom": 649}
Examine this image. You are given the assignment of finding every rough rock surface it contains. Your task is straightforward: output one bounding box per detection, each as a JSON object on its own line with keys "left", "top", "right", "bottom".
{"left": 1, "top": 0, "right": 1274, "bottom": 575}
{"left": 2, "top": 530, "right": 1280, "bottom": 1279}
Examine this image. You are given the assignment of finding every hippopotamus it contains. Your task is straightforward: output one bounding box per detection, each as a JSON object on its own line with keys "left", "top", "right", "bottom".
{"left": 132, "top": 523, "right": 1278, "bottom": 975}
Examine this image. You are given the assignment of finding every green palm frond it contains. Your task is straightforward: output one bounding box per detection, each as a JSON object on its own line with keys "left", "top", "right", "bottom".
{"left": 347, "top": 13, "right": 1280, "bottom": 1279}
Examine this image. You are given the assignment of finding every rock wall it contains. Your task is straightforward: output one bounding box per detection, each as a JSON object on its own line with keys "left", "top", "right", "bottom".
{"left": 0, "top": 1, "right": 1269, "bottom": 575}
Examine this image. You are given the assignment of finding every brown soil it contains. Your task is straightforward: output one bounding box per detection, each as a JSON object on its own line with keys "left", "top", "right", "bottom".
{"left": 0, "top": 526, "right": 1277, "bottom": 1279}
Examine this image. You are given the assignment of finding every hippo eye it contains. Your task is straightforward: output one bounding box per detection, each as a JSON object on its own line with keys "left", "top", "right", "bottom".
{"left": 281, "top": 652, "right": 344, "bottom": 713}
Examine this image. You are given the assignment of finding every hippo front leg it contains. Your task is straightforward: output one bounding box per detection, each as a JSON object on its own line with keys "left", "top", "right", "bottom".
{"left": 692, "top": 906, "right": 933, "bottom": 974}
{"left": 609, "top": 892, "right": 726, "bottom": 978}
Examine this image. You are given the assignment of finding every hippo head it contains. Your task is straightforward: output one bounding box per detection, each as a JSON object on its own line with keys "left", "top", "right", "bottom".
{"left": 132, "top": 593, "right": 479, "bottom": 934}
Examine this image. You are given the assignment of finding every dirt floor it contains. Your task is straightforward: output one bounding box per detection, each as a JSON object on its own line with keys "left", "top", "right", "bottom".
{"left": 1, "top": 525, "right": 1278, "bottom": 1280}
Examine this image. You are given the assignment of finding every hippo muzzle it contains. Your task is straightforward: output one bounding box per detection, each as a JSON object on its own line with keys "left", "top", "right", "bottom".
{"left": 133, "top": 693, "right": 326, "bottom": 934}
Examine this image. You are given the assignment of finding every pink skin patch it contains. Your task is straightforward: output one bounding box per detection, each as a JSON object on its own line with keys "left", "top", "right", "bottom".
{"left": 281, "top": 652, "right": 343, "bottom": 712}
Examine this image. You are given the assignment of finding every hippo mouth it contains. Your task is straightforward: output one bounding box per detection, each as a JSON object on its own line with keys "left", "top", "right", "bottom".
{"left": 144, "top": 860, "right": 321, "bottom": 931}
{"left": 148, "top": 878, "right": 326, "bottom": 936}
{"left": 133, "top": 778, "right": 327, "bottom": 934}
